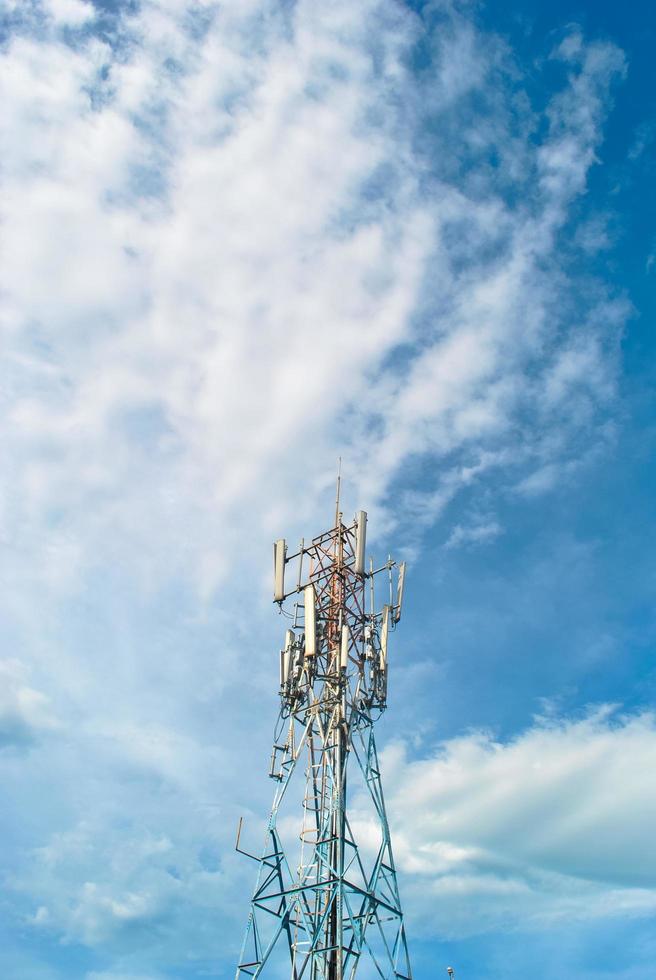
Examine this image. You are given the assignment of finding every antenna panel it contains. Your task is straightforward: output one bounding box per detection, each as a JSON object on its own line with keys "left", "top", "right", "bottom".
{"left": 340, "top": 624, "right": 349, "bottom": 669}
{"left": 273, "top": 539, "right": 286, "bottom": 601}
{"left": 380, "top": 604, "right": 390, "bottom": 670}
{"left": 354, "top": 510, "right": 367, "bottom": 575}
{"left": 282, "top": 629, "right": 294, "bottom": 685}
{"left": 304, "top": 584, "right": 316, "bottom": 657}
{"left": 395, "top": 561, "right": 406, "bottom": 623}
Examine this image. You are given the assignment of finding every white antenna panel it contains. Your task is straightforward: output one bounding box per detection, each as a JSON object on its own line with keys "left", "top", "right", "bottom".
{"left": 380, "top": 604, "right": 390, "bottom": 670}
{"left": 283, "top": 629, "right": 294, "bottom": 685}
{"left": 304, "top": 584, "right": 316, "bottom": 657}
{"left": 395, "top": 562, "right": 406, "bottom": 623}
{"left": 354, "top": 510, "right": 367, "bottom": 575}
{"left": 274, "top": 539, "right": 286, "bottom": 601}
{"left": 340, "top": 624, "right": 349, "bottom": 669}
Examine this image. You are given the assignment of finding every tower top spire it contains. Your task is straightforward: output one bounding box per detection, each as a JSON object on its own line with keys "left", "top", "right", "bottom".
{"left": 335, "top": 456, "right": 342, "bottom": 527}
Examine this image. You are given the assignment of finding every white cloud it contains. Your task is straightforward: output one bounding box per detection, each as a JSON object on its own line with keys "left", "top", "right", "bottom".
{"left": 15, "top": 793, "right": 245, "bottom": 955}
{"left": 0, "top": 659, "right": 59, "bottom": 748}
{"left": 627, "top": 120, "right": 655, "bottom": 162}
{"left": 445, "top": 519, "right": 503, "bottom": 549}
{"left": 375, "top": 708, "right": 656, "bottom": 937}
{"left": 46, "top": 0, "right": 95, "bottom": 26}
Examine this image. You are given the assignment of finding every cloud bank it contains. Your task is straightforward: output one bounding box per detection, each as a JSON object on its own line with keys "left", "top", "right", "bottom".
{"left": 373, "top": 708, "right": 656, "bottom": 937}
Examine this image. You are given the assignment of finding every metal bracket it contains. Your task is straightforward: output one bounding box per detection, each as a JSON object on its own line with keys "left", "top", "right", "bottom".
{"left": 235, "top": 816, "right": 260, "bottom": 862}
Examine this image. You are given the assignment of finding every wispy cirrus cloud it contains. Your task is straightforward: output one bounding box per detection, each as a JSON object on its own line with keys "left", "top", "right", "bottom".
{"left": 445, "top": 519, "right": 503, "bottom": 549}
{"left": 0, "top": 0, "right": 627, "bottom": 598}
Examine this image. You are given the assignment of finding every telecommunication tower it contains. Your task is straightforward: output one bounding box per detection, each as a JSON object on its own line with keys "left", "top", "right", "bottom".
{"left": 236, "top": 486, "right": 411, "bottom": 980}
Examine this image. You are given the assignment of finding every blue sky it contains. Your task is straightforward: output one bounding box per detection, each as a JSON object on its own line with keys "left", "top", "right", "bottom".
{"left": 1, "top": 1, "right": 655, "bottom": 978}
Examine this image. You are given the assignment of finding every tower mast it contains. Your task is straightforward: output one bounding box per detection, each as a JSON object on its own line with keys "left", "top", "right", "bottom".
{"left": 236, "top": 500, "right": 410, "bottom": 980}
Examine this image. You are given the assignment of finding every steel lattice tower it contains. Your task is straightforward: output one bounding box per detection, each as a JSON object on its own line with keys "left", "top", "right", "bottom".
{"left": 236, "top": 491, "right": 411, "bottom": 980}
